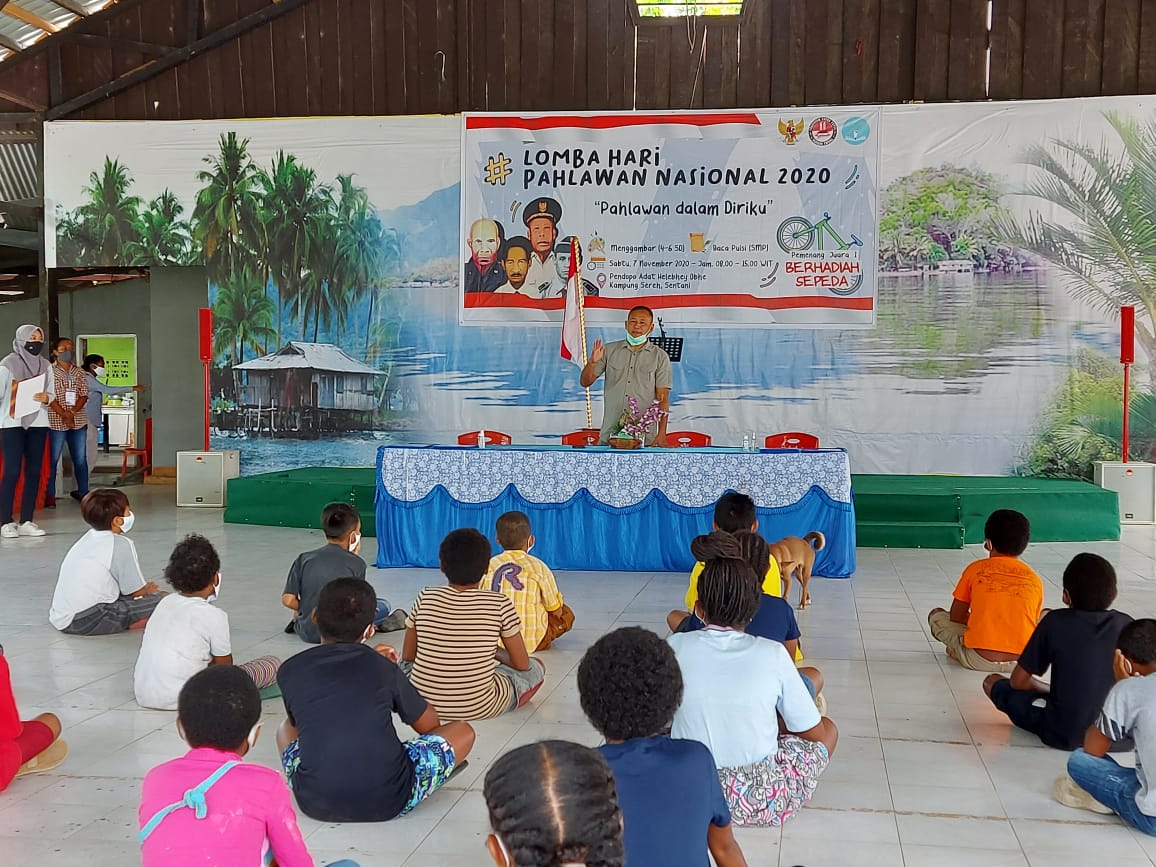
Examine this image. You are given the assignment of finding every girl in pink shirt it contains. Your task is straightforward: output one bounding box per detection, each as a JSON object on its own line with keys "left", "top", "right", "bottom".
{"left": 139, "top": 665, "right": 358, "bottom": 867}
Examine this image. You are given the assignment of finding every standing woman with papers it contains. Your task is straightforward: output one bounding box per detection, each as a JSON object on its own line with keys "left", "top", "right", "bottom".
{"left": 0, "top": 325, "right": 51, "bottom": 538}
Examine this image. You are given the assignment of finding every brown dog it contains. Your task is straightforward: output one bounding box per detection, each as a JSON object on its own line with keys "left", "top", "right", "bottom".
{"left": 770, "top": 531, "right": 825, "bottom": 609}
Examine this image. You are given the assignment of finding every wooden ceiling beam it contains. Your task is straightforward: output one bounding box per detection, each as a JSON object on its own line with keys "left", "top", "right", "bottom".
{"left": 47, "top": 0, "right": 313, "bottom": 119}
{"left": 3, "top": 3, "right": 61, "bottom": 34}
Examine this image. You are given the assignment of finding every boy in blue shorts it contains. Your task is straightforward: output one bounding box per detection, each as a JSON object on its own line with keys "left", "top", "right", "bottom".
{"left": 275, "top": 577, "right": 475, "bottom": 822}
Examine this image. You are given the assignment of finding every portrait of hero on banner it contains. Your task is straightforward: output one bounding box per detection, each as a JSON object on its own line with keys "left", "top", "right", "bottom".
{"left": 459, "top": 110, "right": 881, "bottom": 328}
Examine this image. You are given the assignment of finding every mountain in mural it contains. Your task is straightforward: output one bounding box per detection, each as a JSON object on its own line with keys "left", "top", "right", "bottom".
{"left": 377, "top": 183, "right": 460, "bottom": 276}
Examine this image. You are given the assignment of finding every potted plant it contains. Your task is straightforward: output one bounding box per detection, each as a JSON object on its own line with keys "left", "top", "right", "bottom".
{"left": 609, "top": 396, "right": 668, "bottom": 449}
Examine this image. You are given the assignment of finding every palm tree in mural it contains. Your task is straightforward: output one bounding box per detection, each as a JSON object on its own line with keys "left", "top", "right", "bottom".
{"left": 261, "top": 151, "right": 330, "bottom": 342}
{"left": 74, "top": 157, "right": 142, "bottom": 265}
{"left": 365, "top": 226, "right": 403, "bottom": 358}
{"left": 999, "top": 112, "right": 1156, "bottom": 382}
{"left": 192, "top": 132, "right": 262, "bottom": 286}
{"left": 303, "top": 175, "right": 361, "bottom": 342}
{"left": 127, "top": 190, "right": 192, "bottom": 265}
{"left": 55, "top": 207, "right": 100, "bottom": 266}
{"left": 211, "top": 265, "right": 276, "bottom": 365}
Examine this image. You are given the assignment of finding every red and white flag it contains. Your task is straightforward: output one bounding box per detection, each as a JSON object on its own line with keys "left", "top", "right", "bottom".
{"left": 560, "top": 236, "right": 585, "bottom": 367}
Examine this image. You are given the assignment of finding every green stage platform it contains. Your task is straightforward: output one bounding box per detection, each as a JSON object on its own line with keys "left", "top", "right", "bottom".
{"left": 223, "top": 467, "right": 1122, "bottom": 550}
{"left": 853, "top": 474, "right": 1120, "bottom": 549}
{"left": 225, "top": 467, "right": 379, "bottom": 536}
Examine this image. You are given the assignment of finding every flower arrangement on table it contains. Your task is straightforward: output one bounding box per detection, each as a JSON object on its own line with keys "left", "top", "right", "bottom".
{"left": 610, "top": 396, "right": 668, "bottom": 449}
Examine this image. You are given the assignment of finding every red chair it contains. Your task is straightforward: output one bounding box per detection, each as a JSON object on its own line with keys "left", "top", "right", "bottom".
{"left": 121, "top": 418, "right": 152, "bottom": 479}
{"left": 666, "top": 431, "right": 712, "bottom": 447}
{"left": 561, "top": 429, "right": 601, "bottom": 447}
{"left": 458, "top": 430, "right": 512, "bottom": 447}
{"left": 765, "top": 431, "right": 819, "bottom": 449}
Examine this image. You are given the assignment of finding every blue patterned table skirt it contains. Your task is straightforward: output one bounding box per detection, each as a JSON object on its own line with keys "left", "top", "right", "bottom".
{"left": 375, "top": 445, "right": 856, "bottom": 576}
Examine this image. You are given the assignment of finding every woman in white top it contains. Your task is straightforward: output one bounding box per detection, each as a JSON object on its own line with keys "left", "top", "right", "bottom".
{"left": 0, "top": 325, "right": 51, "bottom": 538}
{"left": 668, "top": 532, "right": 839, "bottom": 827}
{"left": 80, "top": 353, "right": 144, "bottom": 470}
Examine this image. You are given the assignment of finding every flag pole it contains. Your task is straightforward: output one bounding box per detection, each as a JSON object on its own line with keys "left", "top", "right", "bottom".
{"left": 573, "top": 236, "right": 593, "bottom": 429}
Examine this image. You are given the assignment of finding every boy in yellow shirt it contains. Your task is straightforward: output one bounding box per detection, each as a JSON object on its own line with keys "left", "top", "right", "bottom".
{"left": 667, "top": 492, "right": 782, "bottom": 634}
{"left": 485, "top": 511, "right": 574, "bottom": 651}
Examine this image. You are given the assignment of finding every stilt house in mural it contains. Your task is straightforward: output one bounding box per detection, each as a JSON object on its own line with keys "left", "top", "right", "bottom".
{"left": 231, "top": 342, "right": 388, "bottom": 437}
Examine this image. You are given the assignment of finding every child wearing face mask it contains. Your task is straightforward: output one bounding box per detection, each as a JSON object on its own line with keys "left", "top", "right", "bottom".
{"left": 139, "top": 666, "right": 359, "bottom": 867}
{"left": 276, "top": 577, "right": 475, "bottom": 822}
{"left": 281, "top": 502, "right": 405, "bottom": 643}
{"left": 134, "top": 534, "right": 280, "bottom": 710}
{"left": 484, "top": 511, "right": 574, "bottom": 651}
{"left": 49, "top": 488, "right": 164, "bottom": 635}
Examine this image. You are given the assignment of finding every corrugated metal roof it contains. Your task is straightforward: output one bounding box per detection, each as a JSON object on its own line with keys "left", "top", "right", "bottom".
{"left": 0, "top": 0, "right": 115, "bottom": 62}
{"left": 0, "top": 129, "right": 38, "bottom": 204}
{"left": 235, "top": 342, "right": 387, "bottom": 375}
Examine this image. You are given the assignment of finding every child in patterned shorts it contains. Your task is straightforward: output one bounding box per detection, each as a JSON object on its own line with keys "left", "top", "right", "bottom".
{"left": 276, "top": 577, "right": 475, "bottom": 822}
{"left": 668, "top": 532, "right": 838, "bottom": 826}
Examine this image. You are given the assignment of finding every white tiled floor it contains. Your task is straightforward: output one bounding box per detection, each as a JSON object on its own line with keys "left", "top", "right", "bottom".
{"left": 3, "top": 485, "right": 1156, "bottom": 866}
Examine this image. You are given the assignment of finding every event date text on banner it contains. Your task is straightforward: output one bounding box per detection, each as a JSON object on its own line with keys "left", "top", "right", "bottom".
{"left": 460, "top": 111, "right": 881, "bottom": 328}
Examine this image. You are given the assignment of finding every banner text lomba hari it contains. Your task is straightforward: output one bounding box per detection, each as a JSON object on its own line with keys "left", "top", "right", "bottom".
{"left": 521, "top": 147, "right": 779, "bottom": 189}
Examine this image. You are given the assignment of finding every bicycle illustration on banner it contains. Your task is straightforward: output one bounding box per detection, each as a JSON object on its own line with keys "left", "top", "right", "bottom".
{"left": 776, "top": 211, "right": 864, "bottom": 296}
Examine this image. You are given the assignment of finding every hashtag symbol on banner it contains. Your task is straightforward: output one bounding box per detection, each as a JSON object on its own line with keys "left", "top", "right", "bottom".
{"left": 484, "top": 153, "right": 512, "bottom": 185}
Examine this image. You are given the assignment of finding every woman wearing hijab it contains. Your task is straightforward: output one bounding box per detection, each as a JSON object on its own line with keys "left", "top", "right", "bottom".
{"left": 0, "top": 325, "right": 52, "bottom": 538}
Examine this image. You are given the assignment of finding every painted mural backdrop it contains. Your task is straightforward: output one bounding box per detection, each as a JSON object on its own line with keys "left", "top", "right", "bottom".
{"left": 460, "top": 110, "right": 879, "bottom": 327}
{"left": 42, "top": 98, "right": 1156, "bottom": 477}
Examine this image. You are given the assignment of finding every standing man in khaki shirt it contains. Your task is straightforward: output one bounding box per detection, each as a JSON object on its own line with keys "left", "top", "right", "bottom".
{"left": 580, "top": 306, "right": 673, "bottom": 446}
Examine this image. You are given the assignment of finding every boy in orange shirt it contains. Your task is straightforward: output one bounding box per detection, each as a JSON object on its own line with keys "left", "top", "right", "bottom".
{"left": 927, "top": 509, "right": 1043, "bottom": 673}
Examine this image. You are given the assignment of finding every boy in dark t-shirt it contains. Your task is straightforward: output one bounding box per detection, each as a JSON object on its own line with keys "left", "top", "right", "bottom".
{"left": 275, "top": 578, "right": 474, "bottom": 822}
{"left": 281, "top": 503, "right": 404, "bottom": 643}
{"left": 578, "top": 626, "right": 748, "bottom": 867}
{"left": 984, "top": 553, "right": 1132, "bottom": 750}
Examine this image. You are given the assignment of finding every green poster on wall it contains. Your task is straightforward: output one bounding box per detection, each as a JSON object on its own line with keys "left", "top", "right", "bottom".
{"left": 82, "top": 336, "right": 136, "bottom": 387}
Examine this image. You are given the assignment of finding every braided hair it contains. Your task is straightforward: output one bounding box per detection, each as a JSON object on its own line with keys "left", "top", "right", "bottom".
{"left": 732, "top": 529, "right": 771, "bottom": 585}
{"left": 484, "top": 740, "right": 625, "bottom": 867}
{"left": 691, "top": 531, "right": 760, "bottom": 628}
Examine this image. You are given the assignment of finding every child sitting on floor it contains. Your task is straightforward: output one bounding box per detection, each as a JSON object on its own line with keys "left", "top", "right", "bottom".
{"left": 484, "top": 741, "right": 625, "bottom": 867}
{"left": 134, "top": 534, "right": 280, "bottom": 710}
{"left": 403, "top": 528, "right": 545, "bottom": 720}
{"left": 282, "top": 502, "right": 405, "bottom": 643}
{"left": 985, "top": 553, "right": 1131, "bottom": 750}
{"left": 928, "top": 509, "right": 1043, "bottom": 673}
{"left": 669, "top": 532, "right": 838, "bottom": 827}
{"left": 277, "top": 577, "right": 475, "bottom": 822}
{"left": 670, "top": 529, "right": 823, "bottom": 706}
{"left": 485, "top": 511, "right": 574, "bottom": 651}
{"left": 49, "top": 488, "right": 164, "bottom": 636}
{"left": 1056, "top": 619, "right": 1156, "bottom": 834}
{"left": 578, "top": 626, "right": 748, "bottom": 867}
{"left": 0, "top": 645, "right": 67, "bottom": 791}
{"left": 139, "top": 665, "right": 358, "bottom": 867}
{"left": 667, "top": 492, "right": 783, "bottom": 632}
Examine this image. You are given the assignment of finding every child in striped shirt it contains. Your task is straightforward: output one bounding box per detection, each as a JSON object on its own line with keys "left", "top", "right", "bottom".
{"left": 402, "top": 528, "right": 546, "bottom": 720}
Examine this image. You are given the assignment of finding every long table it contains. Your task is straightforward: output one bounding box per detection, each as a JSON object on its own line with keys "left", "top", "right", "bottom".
{"left": 375, "top": 445, "right": 856, "bottom": 576}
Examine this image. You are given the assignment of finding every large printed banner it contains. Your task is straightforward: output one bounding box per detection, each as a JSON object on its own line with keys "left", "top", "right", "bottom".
{"left": 40, "top": 97, "right": 1156, "bottom": 478}
{"left": 460, "top": 111, "right": 881, "bottom": 327}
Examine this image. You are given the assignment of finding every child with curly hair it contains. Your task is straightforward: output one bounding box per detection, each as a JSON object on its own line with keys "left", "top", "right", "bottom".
{"left": 133, "top": 534, "right": 280, "bottom": 710}
{"left": 579, "top": 626, "right": 747, "bottom": 867}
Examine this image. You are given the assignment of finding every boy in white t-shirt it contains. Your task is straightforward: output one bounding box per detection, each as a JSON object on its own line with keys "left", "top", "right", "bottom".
{"left": 135, "top": 534, "right": 280, "bottom": 710}
{"left": 49, "top": 489, "right": 163, "bottom": 635}
{"left": 668, "top": 532, "right": 838, "bottom": 827}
